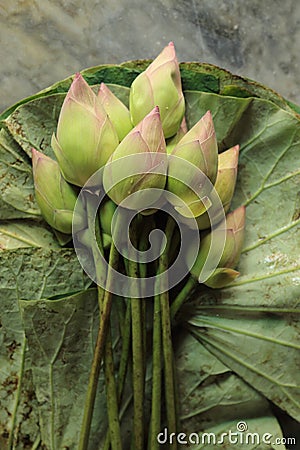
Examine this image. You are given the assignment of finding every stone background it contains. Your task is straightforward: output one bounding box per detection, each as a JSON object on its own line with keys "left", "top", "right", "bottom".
{"left": 0, "top": 0, "right": 299, "bottom": 441}
{"left": 1, "top": 0, "right": 300, "bottom": 112}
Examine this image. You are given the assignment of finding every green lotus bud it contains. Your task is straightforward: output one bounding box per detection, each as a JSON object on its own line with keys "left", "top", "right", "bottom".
{"left": 204, "top": 267, "right": 240, "bottom": 289}
{"left": 129, "top": 42, "right": 185, "bottom": 138}
{"left": 98, "top": 82, "right": 133, "bottom": 141}
{"left": 167, "top": 111, "right": 218, "bottom": 218}
{"left": 196, "top": 145, "right": 239, "bottom": 229}
{"left": 99, "top": 198, "right": 117, "bottom": 236}
{"left": 78, "top": 227, "right": 112, "bottom": 250}
{"left": 220, "top": 205, "right": 245, "bottom": 268}
{"left": 166, "top": 117, "right": 188, "bottom": 154}
{"left": 189, "top": 206, "right": 245, "bottom": 288}
{"left": 32, "top": 149, "right": 78, "bottom": 234}
{"left": 103, "top": 106, "right": 167, "bottom": 210}
{"left": 52, "top": 73, "right": 119, "bottom": 187}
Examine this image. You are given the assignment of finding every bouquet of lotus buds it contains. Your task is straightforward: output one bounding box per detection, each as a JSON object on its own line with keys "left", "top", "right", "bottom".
{"left": 31, "top": 43, "right": 245, "bottom": 450}
{"left": 2, "top": 40, "right": 298, "bottom": 450}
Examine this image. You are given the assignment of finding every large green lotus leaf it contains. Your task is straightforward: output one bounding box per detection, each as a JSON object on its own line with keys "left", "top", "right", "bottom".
{"left": 178, "top": 62, "right": 293, "bottom": 112}
{"left": 20, "top": 291, "right": 134, "bottom": 450}
{"left": 0, "top": 220, "right": 60, "bottom": 250}
{"left": 175, "top": 329, "right": 286, "bottom": 449}
{"left": 188, "top": 307, "right": 300, "bottom": 420}
{"left": 19, "top": 289, "right": 104, "bottom": 450}
{"left": 0, "top": 304, "right": 40, "bottom": 449}
{"left": 0, "top": 128, "right": 40, "bottom": 219}
{"left": 4, "top": 94, "right": 65, "bottom": 159}
{"left": 180, "top": 90, "right": 300, "bottom": 420}
{"left": 0, "top": 248, "right": 90, "bottom": 448}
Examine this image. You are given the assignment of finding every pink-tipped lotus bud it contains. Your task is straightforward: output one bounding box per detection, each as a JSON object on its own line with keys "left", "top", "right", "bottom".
{"left": 52, "top": 73, "right": 119, "bottom": 186}
{"left": 167, "top": 111, "right": 218, "bottom": 218}
{"left": 196, "top": 145, "right": 239, "bottom": 229}
{"left": 219, "top": 205, "right": 245, "bottom": 268}
{"left": 98, "top": 82, "right": 133, "bottom": 141}
{"left": 188, "top": 206, "right": 246, "bottom": 288}
{"left": 32, "top": 149, "right": 78, "bottom": 234}
{"left": 103, "top": 107, "right": 167, "bottom": 211}
{"left": 129, "top": 42, "right": 185, "bottom": 138}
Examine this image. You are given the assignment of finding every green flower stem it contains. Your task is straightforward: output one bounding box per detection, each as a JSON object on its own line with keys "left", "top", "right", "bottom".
{"left": 98, "top": 212, "right": 122, "bottom": 450}
{"left": 103, "top": 324, "right": 122, "bottom": 450}
{"left": 128, "top": 223, "right": 145, "bottom": 450}
{"left": 148, "top": 293, "right": 162, "bottom": 450}
{"left": 96, "top": 211, "right": 122, "bottom": 450}
{"left": 131, "top": 297, "right": 144, "bottom": 449}
{"left": 102, "top": 300, "right": 131, "bottom": 450}
{"left": 170, "top": 276, "right": 197, "bottom": 322}
{"left": 141, "top": 298, "right": 147, "bottom": 372}
{"left": 116, "top": 299, "right": 132, "bottom": 401}
{"left": 78, "top": 210, "right": 120, "bottom": 450}
{"left": 160, "top": 293, "right": 177, "bottom": 445}
{"left": 159, "top": 217, "right": 178, "bottom": 446}
{"left": 138, "top": 217, "right": 154, "bottom": 372}
{"left": 97, "top": 288, "right": 122, "bottom": 450}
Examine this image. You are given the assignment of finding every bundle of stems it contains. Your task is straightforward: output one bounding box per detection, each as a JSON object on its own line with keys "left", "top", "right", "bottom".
{"left": 78, "top": 209, "right": 196, "bottom": 450}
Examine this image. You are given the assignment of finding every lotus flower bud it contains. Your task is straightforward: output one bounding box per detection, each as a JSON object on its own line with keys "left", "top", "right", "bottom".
{"left": 78, "top": 227, "right": 112, "bottom": 251}
{"left": 196, "top": 145, "right": 239, "bottom": 230}
{"left": 99, "top": 198, "right": 117, "bottom": 236}
{"left": 189, "top": 206, "right": 245, "bottom": 288}
{"left": 204, "top": 267, "right": 240, "bottom": 289}
{"left": 103, "top": 107, "right": 167, "bottom": 211}
{"left": 98, "top": 82, "right": 133, "bottom": 141}
{"left": 32, "top": 149, "right": 78, "bottom": 234}
{"left": 129, "top": 42, "right": 185, "bottom": 138}
{"left": 219, "top": 205, "right": 245, "bottom": 268}
{"left": 167, "top": 111, "right": 218, "bottom": 218}
{"left": 166, "top": 117, "right": 188, "bottom": 154}
{"left": 52, "top": 73, "right": 119, "bottom": 187}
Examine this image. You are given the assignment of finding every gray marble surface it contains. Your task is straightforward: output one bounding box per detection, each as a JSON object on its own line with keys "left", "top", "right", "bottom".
{"left": 1, "top": 0, "right": 300, "bottom": 112}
